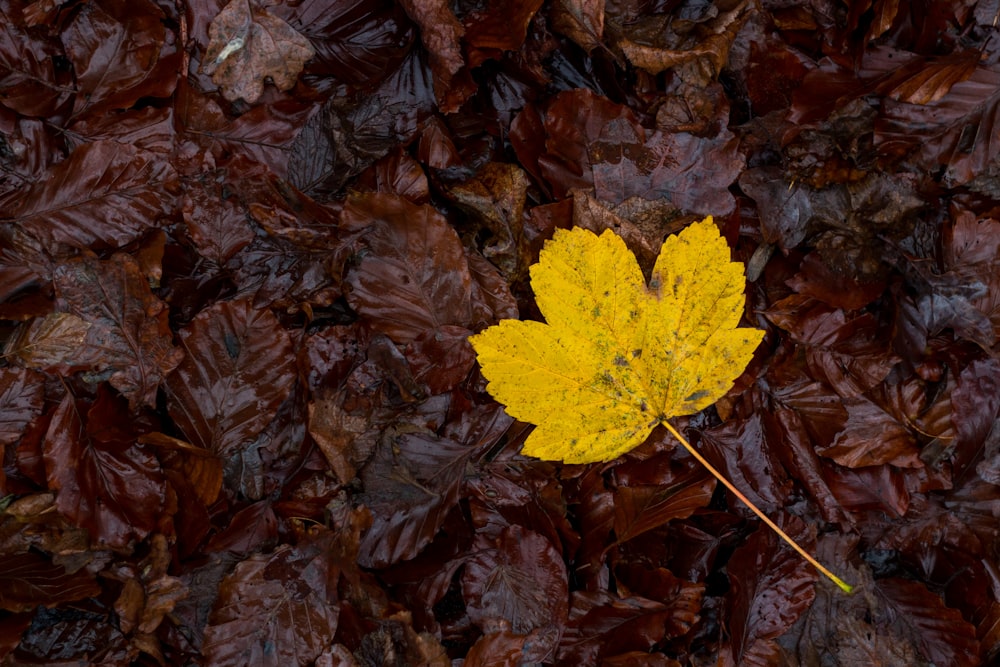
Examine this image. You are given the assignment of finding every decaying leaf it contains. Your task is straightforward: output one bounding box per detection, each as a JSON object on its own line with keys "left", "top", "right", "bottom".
{"left": 470, "top": 218, "right": 762, "bottom": 463}
{"left": 202, "top": 0, "right": 315, "bottom": 104}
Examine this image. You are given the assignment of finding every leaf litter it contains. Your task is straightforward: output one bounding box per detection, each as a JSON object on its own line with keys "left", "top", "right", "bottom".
{"left": 1, "top": 0, "right": 1000, "bottom": 664}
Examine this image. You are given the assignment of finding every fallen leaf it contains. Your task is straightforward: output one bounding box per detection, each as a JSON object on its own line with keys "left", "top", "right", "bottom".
{"left": 165, "top": 298, "right": 295, "bottom": 458}
{"left": 470, "top": 218, "right": 762, "bottom": 463}
{"left": 43, "top": 388, "right": 166, "bottom": 548}
{"left": 202, "top": 0, "right": 315, "bottom": 104}
{"left": 12, "top": 253, "right": 182, "bottom": 410}
{"left": 201, "top": 543, "right": 338, "bottom": 666}
{"left": 0, "top": 140, "right": 178, "bottom": 251}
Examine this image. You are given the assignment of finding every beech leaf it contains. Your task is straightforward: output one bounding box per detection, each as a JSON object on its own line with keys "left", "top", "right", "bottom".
{"left": 203, "top": 0, "right": 315, "bottom": 104}
{"left": 470, "top": 217, "right": 762, "bottom": 463}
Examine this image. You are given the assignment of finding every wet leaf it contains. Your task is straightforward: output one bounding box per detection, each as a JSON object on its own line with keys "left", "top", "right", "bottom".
{"left": 470, "top": 218, "right": 762, "bottom": 463}
{"left": 512, "top": 89, "right": 743, "bottom": 215}
{"left": 0, "top": 0, "right": 72, "bottom": 116}
{"left": 0, "top": 551, "right": 101, "bottom": 612}
{"left": 43, "top": 389, "right": 166, "bottom": 548}
{"left": 12, "top": 253, "right": 182, "bottom": 409}
{"left": 0, "top": 141, "right": 178, "bottom": 251}
{"left": 203, "top": 0, "right": 315, "bottom": 104}
{"left": 166, "top": 298, "right": 295, "bottom": 458}
{"left": 727, "top": 518, "right": 818, "bottom": 665}
{"left": 462, "top": 525, "right": 569, "bottom": 635}
{"left": 877, "top": 577, "right": 980, "bottom": 667}
{"left": 357, "top": 430, "right": 472, "bottom": 568}
{"left": 344, "top": 192, "right": 475, "bottom": 343}
{"left": 62, "top": 0, "right": 177, "bottom": 116}
{"left": 397, "top": 0, "right": 465, "bottom": 111}
{"left": 202, "top": 543, "right": 338, "bottom": 666}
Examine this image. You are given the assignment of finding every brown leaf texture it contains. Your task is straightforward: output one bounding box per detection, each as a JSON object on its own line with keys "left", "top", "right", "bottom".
{"left": 13, "top": 254, "right": 182, "bottom": 409}
{"left": 166, "top": 298, "right": 295, "bottom": 458}
{"left": 0, "top": 141, "right": 178, "bottom": 251}
{"left": 7, "top": 0, "right": 1000, "bottom": 664}
{"left": 203, "top": 0, "right": 315, "bottom": 104}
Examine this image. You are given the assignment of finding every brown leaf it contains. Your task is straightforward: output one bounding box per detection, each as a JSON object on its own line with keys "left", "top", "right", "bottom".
{"left": 442, "top": 162, "right": 530, "bottom": 281}
{"left": 12, "top": 254, "right": 182, "bottom": 410}
{"left": 462, "top": 525, "right": 569, "bottom": 635}
{"left": 0, "top": 0, "right": 72, "bottom": 116}
{"left": 612, "top": 464, "right": 715, "bottom": 546}
{"left": 877, "top": 578, "right": 980, "bottom": 666}
{"left": 0, "top": 141, "right": 178, "bottom": 251}
{"left": 276, "top": 0, "right": 413, "bottom": 86}
{"left": 202, "top": 543, "right": 338, "bottom": 666}
{"left": 726, "top": 517, "right": 818, "bottom": 665}
{"left": 551, "top": 0, "right": 604, "bottom": 52}
{"left": 357, "top": 430, "right": 473, "bottom": 568}
{"left": 62, "top": 0, "right": 178, "bottom": 116}
{"left": 0, "top": 551, "right": 102, "bottom": 612}
{"left": 0, "top": 367, "right": 44, "bottom": 447}
{"left": 344, "top": 193, "right": 475, "bottom": 343}
{"left": 397, "top": 0, "right": 465, "bottom": 111}
{"left": 511, "top": 88, "right": 742, "bottom": 215}
{"left": 43, "top": 389, "right": 166, "bottom": 548}
{"left": 166, "top": 298, "right": 296, "bottom": 458}
{"left": 202, "top": 0, "right": 315, "bottom": 104}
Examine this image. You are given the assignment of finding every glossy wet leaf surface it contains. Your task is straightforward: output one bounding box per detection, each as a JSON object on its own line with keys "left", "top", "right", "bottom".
{"left": 1, "top": 0, "right": 999, "bottom": 664}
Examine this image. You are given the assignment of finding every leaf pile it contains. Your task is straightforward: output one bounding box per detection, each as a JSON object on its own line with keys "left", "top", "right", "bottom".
{"left": 1, "top": 0, "right": 999, "bottom": 664}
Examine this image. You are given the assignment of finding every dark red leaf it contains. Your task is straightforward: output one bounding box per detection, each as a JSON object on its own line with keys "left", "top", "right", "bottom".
{"left": 726, "top": 517, "right": 818, "bottom": 665}
{"left": 0, "top": 551, "right": 101, "bottom": 612}
{"left": 556, "top": 591, "right": 677, "bottom": 665}
{"left": 700, "top": 414, "right": 792, "bottom": 515}
{"left": 43, "top": 390, "right": 166, "bottom": 548}
{"left": 612, "top": 464, "right": 715, "bottom": 546}
{"left": 0, "top": 0, "right": 72, "bottom": 116}
{"left": 182, "top": 165, "right": 256, "bottom": 264}
{"left": 397, "top": 0, "right": 465, "bottom": 111}
{"left": 277, "top": 0, "right": 413, "bottom": 87}
{"left": 11, "top": 253, "right": 182, "bottom": 409}
{"left": 202, "top": 544, "right": 338, "bottom": 666}
{"left": 512, "top": 88, "right": 742, "bottom": 215}
{"left": 344, "top": 192, "right": 474, "bottom": 343}
{"left": 818, "top": 396, "right": 921, "bottom": 469}
{"left": 357, "top": 430, "right": 472, "bottom": 568}
{"left": 877, "top": 64, "right": 1000, "bottom": 187}
{"left": 462, "top": 525, "right": 568, "bottom": 636}
{"left": 0, "top": 141, "right": 178, "bottom": 251}
{"left": 0, "top": 367, "right": 44, "bottom": 447}
{"left": 62, "top": 0, "right": 178, "bottom": 116}
{"left": 166, "top": 298, "right": 295, "bottom": 457}
{"left": 877, "top": 577, "right": 980, "bottom": 667}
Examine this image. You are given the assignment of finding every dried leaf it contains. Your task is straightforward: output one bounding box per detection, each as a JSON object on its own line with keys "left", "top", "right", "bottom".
{"left": 470, "top": 218, "right": 762, "bottom": 463}
{"left": 203, "top": 0, "right": 315, "bottom": 104}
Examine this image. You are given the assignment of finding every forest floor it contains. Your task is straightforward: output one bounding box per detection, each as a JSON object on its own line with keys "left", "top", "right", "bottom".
{"left": 2, "top": 0, "right": 1000, "bottom": 665}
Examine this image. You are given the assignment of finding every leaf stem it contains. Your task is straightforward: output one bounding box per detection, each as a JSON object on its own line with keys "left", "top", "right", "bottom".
{"left": 662, "top": 420, "right": 854, "bottom": 594}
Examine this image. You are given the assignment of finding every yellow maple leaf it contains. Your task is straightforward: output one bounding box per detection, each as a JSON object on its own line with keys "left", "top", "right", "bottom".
{"left": 469, "top": 216, "right": 764, "bottom": 464}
